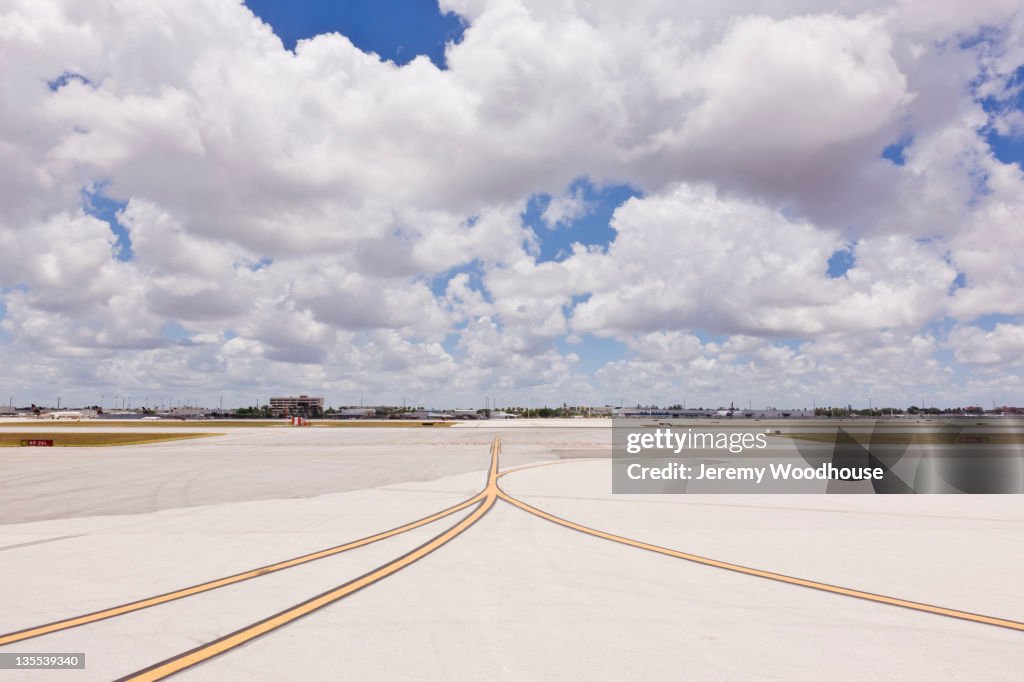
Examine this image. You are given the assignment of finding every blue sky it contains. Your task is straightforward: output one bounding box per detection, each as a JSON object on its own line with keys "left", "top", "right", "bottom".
{"left": 82, "top": 186, "right": 132, "bottom": 260}
{"left": 244, "top": 0, "right": 464, "bottom": 68}
{"left": 522, "top": 180, "right": 642, "bottom": 263}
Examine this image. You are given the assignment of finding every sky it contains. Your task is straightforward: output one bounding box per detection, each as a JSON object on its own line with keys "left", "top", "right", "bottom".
{"left": 1, "top": 0, "right": 1024, "bottom": 410}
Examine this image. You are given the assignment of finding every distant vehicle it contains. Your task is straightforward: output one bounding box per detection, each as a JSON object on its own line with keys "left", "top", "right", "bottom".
{"left": 141, "top": 416, "right": 162, "bottom": 421}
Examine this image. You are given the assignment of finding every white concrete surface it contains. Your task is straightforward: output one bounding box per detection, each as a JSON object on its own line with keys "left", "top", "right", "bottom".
{"left": 0, "top": 424, "right": 581, "bottom": 523}
{"left": 0, "top": 421, "right": 1020, "bottom": 680}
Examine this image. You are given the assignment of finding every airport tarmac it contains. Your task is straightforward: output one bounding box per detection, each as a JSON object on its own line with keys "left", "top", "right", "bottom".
{"left": 0, "top": 420, "right": 1021, "bottom": 680}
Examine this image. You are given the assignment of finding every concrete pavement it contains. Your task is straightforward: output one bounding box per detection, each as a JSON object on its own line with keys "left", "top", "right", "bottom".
{"left": 0, "top": 421, "right": 1020, "bottom": 680}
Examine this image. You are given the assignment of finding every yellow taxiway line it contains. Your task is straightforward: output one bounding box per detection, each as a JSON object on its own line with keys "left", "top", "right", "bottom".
{"left": 116, "top": 438, "right": 502, "bottom": 682}
{"left": 0, "top": 492, "right": 484, "bottom": 647}
{"left": 6, "top": 440, "right": 1021, "bottom": 681}
{"left": 495, "top": 473, "right": 1024, "bottom": 633}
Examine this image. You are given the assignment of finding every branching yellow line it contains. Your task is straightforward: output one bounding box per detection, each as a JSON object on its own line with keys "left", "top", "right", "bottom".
{"left": 0, "top": 493, "right": 484, "bottom": 646}
{"left": 117, "top": 438, "right": 503, "bottom": 681}
{"left": 496, "top": 483, "right": 1024, "bottom": 633}
{"left": 19, "top": 439, "right": 1020, "bottom": 682}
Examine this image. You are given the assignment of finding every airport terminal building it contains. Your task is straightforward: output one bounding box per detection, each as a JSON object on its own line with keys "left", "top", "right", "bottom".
{"left": 269, "top": 395, "right": 324, "bottom": 417}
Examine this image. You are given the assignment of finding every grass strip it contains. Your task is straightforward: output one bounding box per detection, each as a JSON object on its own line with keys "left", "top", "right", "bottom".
{"left": 0, "top": 433, "right": 215, "bottom": 447}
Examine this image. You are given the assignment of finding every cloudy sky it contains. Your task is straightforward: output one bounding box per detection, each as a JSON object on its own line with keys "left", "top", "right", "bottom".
{"left": 1, "top": 0, "right": 1023, "bottom": 410}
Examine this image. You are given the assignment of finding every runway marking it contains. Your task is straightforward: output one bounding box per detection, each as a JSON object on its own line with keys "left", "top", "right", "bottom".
{"left": 116, "top": 438, "right": 502, "bottom": 682}
{"left": 0, "top": 494, "right": 483, "bottom": 646}
{"left": 7, "top": 439, "right": 1023, "bottom": 681}
{"left": 495, "top": 483, "right": 1024, "bottom": 633}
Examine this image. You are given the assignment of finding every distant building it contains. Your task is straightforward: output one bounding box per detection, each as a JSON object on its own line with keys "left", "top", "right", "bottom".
{"left": 614, "top": 407, "right": 713, "bottom": 419}
{"left": 613, "top": 407, "right": 814, "bottom": 419}
{"left": 397, "top": 410, "right": 453, "bottom": 420}
{"left": 450, "top": 409, "right": 484, "bottom": 419}
{"left": 163, "top": 406, "right": 212, "bottom": 418}
{"left": 332, "top": 407, "right": 376, "bottom": 419}
{"left": 43, "top": 410, "right": 99, "bottom": 420}
{"left": 269, "top": 395, "right": 324, "bottom": 417}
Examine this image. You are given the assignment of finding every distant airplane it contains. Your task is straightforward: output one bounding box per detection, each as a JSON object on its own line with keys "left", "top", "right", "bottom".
{"left": 716, "top": 401, "right": 736, "bottom": 418}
